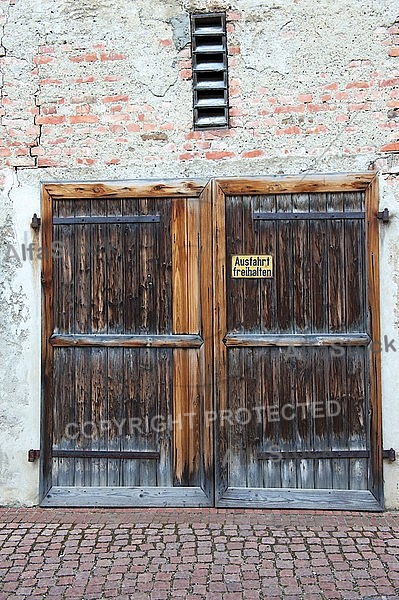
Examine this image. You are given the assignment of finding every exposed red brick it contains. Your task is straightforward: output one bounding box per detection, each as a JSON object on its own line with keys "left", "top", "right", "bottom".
{"left": 274, "top": 105, "right": 305, "bottom": 114}
{"left": 298, "top": 94, "right": 313, "bottom": 103}
{"left": 103, "top": 75, "right": 124, "bottom": 82}
{"left": 276, "top": 126, "right": 302, "bottom": 135}
{"left": 379, "top": 78, "right": 399, "bottom": 87}
{"left": 159, "top": 39, "right": 172, "bottom": 47}
{"left": 73, "top": 76, "right": 96, "bottom": 84}
{"left": 205, "top": 151, "right": 236, "bottom": 160}
{"left": 307, "top": 104, "right": 333, "bottom": 112}
{"left": 76, "top": 157, "right": 96, "bottom": 165}
{"left": 185, "top": 132, "right": 203, "bottom": 140}
{"left": 242, "top": 149, "right": 265, "bottom": 158}
{"left": 37, "top": 158, "right": 59, "bottom": 167}
{"left": 41, "top": 105, "right": 57, "bottom": 115}
{"left": 230, "top": 108, "right": 244, "bottom": 116}
{"left": 69, "top": 53, "right": 97, "bottom": 63}
{"left": 179, "top": 69, "right": 192, "bottom": 79}
{"left": 388, "top": 48, "right": 399, "bottom": 57}
{"left": 102, "top": 95, "right": 129, "bottom": 103}
{"left": 305, "top": 125, "right": 328, "bottom": 134}
{"left": 35, "top": 115, "right": 66, "bottom": 125}
{"left": 381, "top": 142, "right": 399, "bottom": 152}
{"left": 229, "top": 46, "right": 241, "bottom": 55}
{"left": 33, "top": 55, "right": 54, "bottom": 65}
{"left": 39, "top": 45, "right": 55, "bottom": 54}
{"left": 40, "top": 78, "right": 63, "bottom": 85}
{"left": 227, "top": 10, "right": 241, "bottom": 20}
{"left": 346, "top": 81, "right": 370, "bottom": 89}
{"left": 100, "top": 52, "right": 127, "bottom": 61}
{"left": 69, "top": 115, "right": 99, "bottom": 124}
{"left": 348, "top": 102, "right": 372, "bottom": 111}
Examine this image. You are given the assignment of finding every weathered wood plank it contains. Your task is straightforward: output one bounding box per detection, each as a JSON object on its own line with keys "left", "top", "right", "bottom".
{"left": 90, "top": 347, "right": 108, "bottom": 486}
{"left": 347, "top": 346, "right": 369, "bottom": 490}
{"left": 275, "top": 194, "right": 293, "bottom": 333}
{"left": 258, "top": 194, "right": 276, "bottom": 332}
{"left": 50, "top": 334, "right": 204, "bottom": 347}
{"left": 217, "top": 487, "right": 382, "bottom": 511}
{"left": 41, "top": 486, "right": 213, "bottom": 507}
{"left": 156, "top": 348, "right": 173, "bottom": 488}
{"left": 224, "top": 333, "right": 370, "bottom": 347}
{"left": 156, "top": 198, "right": 172, "bottom": 334}
{"left": 227, "top": 348, "right": 247, "bottom": 487}
{"left": 253, "top": 211, "right": 365, "bottom": 220}
{"left": 40, "top": 185, "right": 54, "bottom": 499}
{"left": 199, "top": 181, "right": 214, "bottom": 501}
{"left": 43, "top": 180, "right": 207, "bottom": 199}
{"left": 312, "top": 348, "right": 333, "bottom": 489}
{"left": 107, "top": 348, "right": 124, "bottom": 486}
{"left": 172, "top": 197, "right": 189, "bottom": 333}
{"left": 293, "top": 193, "right": 311, "bottom": 333}
{"left": 106, "top": 198, "right": 124, "bottom": 334}
{"left": 327, "top": 192, "right": 346, "bottom": 333}
{"left": 294, "top": 347, "right": 314, "bottom": 489}
{"left": 309, "top": 192, "right": 328, "bottom": 334}
{"left": 366, "top": 176, "right": 383, "bottom": 504}
{"left": 345, "top": 192, "right": 366, "bottom": 332}
{"left": 226, "top": 194, "right": 244, "bottom": 332}
{"left": 215, "top": 173, "right": 375, "bottom": 196}
{"left": 138, "top": 347, "right": 158, "bottom": 487}
{"left": 123, "top": 348, "right": 140, "bottom": 486}
{"left": 74, "top": 347, "right": 92, "bottom": 486}
{"left": 213, "top": 180, "right": 228, "bottom": 500}
{"left": 52, "top": 450, "right": 160, "bottom": 459}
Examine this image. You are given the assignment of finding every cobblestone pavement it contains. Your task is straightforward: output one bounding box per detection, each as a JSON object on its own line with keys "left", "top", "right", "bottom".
{"left": 1, "top": 508, "right": 399, "bottom": 599}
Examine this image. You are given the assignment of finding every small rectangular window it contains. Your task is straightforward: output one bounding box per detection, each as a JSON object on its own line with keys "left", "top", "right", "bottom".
{"left": 191, "top": 13, "right": 229, "bottom": 129}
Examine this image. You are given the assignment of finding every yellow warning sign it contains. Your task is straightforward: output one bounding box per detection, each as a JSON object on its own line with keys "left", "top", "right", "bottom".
{"left": 231, "top": 255, "right": 273, "bottom": 278}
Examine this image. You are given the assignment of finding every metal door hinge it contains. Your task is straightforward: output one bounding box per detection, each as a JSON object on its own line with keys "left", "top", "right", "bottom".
{"left": 31, "top": 214, "right": 41, "bottom": 231}
{"left": 377, "top": 208, "right": 390, "bottom": 223}
{"left": 383, "top": 448, "right": 396, "bottom": 461}
{"left": 28, "top": 449, "right": 40, "bottom": 462}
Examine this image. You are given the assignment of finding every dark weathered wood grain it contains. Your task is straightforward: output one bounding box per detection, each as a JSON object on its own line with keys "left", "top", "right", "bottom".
{"left": 214, "top": 179, "right": 381, "bottom": 509}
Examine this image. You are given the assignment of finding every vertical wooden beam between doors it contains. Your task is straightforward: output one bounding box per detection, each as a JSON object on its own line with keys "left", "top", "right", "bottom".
{"left": 199, "top": 182, "right": 214, "bottom": 500}
{"left": 172, "top": 195, "right": 202, "bottom": 486}
{"left": 366, "top": 175, "right": 383, "bottom": 503}
{"left": 212, "top": 180, "right": 228, "bottom": 499}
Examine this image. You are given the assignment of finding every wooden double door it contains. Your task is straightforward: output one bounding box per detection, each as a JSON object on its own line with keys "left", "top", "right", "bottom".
{"left": 41, "top": 175, "right": 383, "bottom": 509}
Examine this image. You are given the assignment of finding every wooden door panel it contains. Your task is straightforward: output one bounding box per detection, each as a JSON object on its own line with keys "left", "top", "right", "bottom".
{"left": 214, "top": 175, "right": 382, "bottom": 510}
{"left": 41, "top": 181, "right": 213, "bottom": 507}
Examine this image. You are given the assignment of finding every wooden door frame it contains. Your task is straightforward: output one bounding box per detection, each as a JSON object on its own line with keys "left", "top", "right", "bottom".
{"left": 212, "top": 173, "right": 383, "bottom": 509}
{"left": 40, "top": 179, "right": 214, "bottom": 506}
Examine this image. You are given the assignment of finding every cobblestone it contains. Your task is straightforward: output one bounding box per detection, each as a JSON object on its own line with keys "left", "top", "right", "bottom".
{"left": 0, "top": 509, "right": 399, "bottom": 598}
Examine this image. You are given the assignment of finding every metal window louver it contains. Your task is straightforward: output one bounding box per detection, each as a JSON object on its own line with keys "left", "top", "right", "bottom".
{"left": 191, "top": 13, "right": 229, "bottom": 129}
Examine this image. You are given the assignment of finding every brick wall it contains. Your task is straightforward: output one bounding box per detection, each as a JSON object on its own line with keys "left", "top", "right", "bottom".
{"left": 0, "top": 0, "right": 398, "bottom": 175}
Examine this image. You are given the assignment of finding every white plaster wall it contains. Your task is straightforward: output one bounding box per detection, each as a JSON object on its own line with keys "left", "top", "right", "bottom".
{"left": 380, "top": 174, "right": 399, "bottom": 509}
{"left": 0, "top": 171, "right": 41, "bottom": 505}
